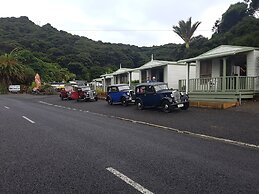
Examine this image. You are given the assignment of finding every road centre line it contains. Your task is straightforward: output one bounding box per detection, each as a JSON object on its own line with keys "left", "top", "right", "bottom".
{"left": 22, "top": 116, "right": 35, "bottom": 124}
{"left": 4, "top": 106, "right": 10, "bottom": 109}
{"left": 38, "top": 101, "right": 259, "bottom": 150}
{"left": 106, "top": 167, "right": 154, "bottom": 194}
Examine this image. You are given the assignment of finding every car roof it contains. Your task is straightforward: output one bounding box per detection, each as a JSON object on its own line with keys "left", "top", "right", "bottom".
{"left": 108, "top": 84, "right": 129, "bottom": 87}
{"left": 136, "top": 82, "right": 166, "bottom": 87}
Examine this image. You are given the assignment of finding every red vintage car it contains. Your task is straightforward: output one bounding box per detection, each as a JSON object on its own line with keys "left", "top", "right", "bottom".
{"left": 60, "top": 85, "right": 98, "bottom": 102}
{"left": 59, "top": 84, "right": 75, "bottom": 100}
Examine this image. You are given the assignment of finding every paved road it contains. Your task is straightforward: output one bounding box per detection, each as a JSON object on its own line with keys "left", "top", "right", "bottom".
{"left": 1, "top": 94, "right": 259, "bottom": 193}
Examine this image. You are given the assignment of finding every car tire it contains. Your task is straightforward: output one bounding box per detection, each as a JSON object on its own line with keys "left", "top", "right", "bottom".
{"left": 107, "top": 97, "right": 113, "bottom": 105}
{"left": 95, "top": 97, "right": 98, "bottom": 101}
{"left": 181, "top": 102, "right": 189, "bottom": 110}
{"left": 136, "top": 100, "right": 144, "bottom": 110}
{"left": 121, "top": 97, "right": 128, "bottom": 106}
{"left": 162, "top": 100, "right": 171, "bottom": 113}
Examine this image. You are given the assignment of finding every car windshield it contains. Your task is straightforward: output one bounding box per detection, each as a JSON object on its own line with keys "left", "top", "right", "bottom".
{"left": 118, "top": 85, "right": 130, "bottom": 91}
{"left": 154, "top": 84, "right": 168, "bottom": 92}
{"left": 80, "top": 86, "right": 91, "bottom": 91}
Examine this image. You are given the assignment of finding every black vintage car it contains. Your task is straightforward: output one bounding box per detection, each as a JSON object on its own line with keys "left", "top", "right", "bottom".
{"left": 135, "top": 82, "right": 189, "bottom": 113}
{"left": 106, "top": 84, "right": 134, "bottom": 106}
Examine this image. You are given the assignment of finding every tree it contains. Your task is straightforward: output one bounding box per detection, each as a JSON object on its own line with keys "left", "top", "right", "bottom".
{"left": 244, "top": 0, "right": 259, "bottom": 16}
{"left": 0, "top": 49, "right": 26, "bottom": 90}
{"left": 213, "top": 3, "right": 249, "bottom": 34}
{"left": 172, "top": 17, "right": 201, "bottom": 48}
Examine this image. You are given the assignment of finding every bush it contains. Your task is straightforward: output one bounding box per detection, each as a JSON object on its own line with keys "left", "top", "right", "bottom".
{"left": 0, "top": 84, "right": 8, "bottom": 94}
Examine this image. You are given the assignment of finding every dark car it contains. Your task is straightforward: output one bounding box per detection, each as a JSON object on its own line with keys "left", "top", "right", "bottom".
{"left": 135, "top": 82, "right": 189, "bottom": 113}
{"left": 106, "top": 84, "right": 134, "bottom": 106}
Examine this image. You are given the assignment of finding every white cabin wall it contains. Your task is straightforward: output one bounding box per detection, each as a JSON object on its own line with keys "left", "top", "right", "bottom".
{"left": 196, "top": 61, "right": 200, "bottom": 78}
{"left": 189, "top": 65, "right": 196, "bottom": 79}
{"left": 167, "top": 65, "right": 189, "bottom": 89}
{"left": 131, "top": 71, "right": 140, "bottom": 81}
{"left": 247, "top": 51, "right": 257, "bottom": 76}
{"left": 212, "top": 59, "right": 220, "bottom": 77}
{"left": 247, "top": 50, "right": 259, "bottom": 91}
{"left": 163, "top": 66, "right": 168, "bottom": 83}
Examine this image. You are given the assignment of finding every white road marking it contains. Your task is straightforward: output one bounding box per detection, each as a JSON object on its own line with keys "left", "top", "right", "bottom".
{"left": 4, "top": 106, "right": 10, "bottom": 109}
{"left": 106, "top": 167, "right": 154, "bottom": 194}
{"left": 38, "top": 101, "right": 259, "bottom": 149}
{"left": 38, "top": 101, "right": 53, "bottom": 106}
{"left": 22, "top": 116, "right": 35, "bottom": 124}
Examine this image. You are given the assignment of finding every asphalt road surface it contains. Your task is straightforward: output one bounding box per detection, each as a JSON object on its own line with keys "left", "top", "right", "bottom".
{"left": 1, "top": 94, "right": 259, "bottom": 193}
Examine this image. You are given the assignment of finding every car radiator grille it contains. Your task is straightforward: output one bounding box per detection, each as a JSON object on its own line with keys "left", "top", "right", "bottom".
{"left": 89, "top": 92, "right": 94, "bottom": 99}
{"left": 173, "top": 91, "right": 181, "bottom": 102}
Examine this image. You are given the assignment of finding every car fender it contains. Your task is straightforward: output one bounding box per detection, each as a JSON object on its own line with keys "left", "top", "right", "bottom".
{"left": 161, "top": 96, "right": 173, "bottom": 104}
{"left": 106, "top": 95, "right": 112, "bottom": 101}
{"left": 135, "top": 97, "right": 143, "bottom": 104}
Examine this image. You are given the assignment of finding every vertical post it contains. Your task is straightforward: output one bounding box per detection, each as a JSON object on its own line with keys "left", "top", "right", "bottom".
{"left": 186, "top": 62, "right": 190, "bottom": 94}
{"left": 222, "top": 58, "right": 227, "bottom": 92}
{"left": 103, "top": 76, "right": 106, "bottom": 92}
{"left": 128, "top": 72, "right": 132, "bottom": 87}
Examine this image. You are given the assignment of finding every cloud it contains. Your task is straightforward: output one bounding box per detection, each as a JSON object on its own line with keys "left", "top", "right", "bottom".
{"left": 1, "top": 0, "right": 240, "bottom": 46}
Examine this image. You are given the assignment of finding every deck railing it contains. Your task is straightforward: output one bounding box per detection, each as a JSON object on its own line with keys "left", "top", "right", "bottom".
{"left": 179, "top": 76, "right": 255, "bottom": 93}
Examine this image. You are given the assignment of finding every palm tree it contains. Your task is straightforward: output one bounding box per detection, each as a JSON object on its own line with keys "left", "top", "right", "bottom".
{"left": 172, "top": 17, "right": 201, "bottom": 48}
{"left": 0, "top": 49, "right": 26, "bottom": 91}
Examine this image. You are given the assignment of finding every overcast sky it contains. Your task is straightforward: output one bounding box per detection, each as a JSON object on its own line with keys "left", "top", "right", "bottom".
{"left": 2, "top": 0, "right": 240, "bottom": 47}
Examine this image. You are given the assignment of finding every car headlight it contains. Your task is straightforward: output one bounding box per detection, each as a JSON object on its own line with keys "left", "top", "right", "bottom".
{"left": 171, "top": 93, "right": 174, "bottom": 98}
{"left": 126, "top": 92, "right": 130, "bottom": 96}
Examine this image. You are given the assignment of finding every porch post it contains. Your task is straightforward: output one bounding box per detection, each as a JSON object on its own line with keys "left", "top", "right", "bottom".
{"left": 128, "top": 72, "right": 132, "bottom": 87}
{"left": 103, "top": 77, "right": 106, "bottom": 92}
{"left": 222, "top": 58, "right": 227, "bottom": 92}
{"left": 185, "top": 62, "right": 190, "bottom": 94}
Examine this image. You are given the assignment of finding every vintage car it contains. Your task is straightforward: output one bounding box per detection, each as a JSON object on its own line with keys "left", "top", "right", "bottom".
{"left": 106, "top": 84, "right": 134, "bottom": 106}
{"left": 73, "top": 86, "right": 98, "bottom": 102}
{"left": 135, "top": 82, "right": 189, "bottom": 113}
{"left": 59, "top": 84, "right": 74, "bottom": 100}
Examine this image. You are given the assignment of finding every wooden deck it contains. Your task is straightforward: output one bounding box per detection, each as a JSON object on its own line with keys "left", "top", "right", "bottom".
{"left": 190, "top": 100, "right": 240, "bottom": 109}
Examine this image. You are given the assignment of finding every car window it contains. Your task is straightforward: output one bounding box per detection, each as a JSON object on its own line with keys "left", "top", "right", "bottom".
{"left": 136, "top": 86, "right": 146, "bottom": 94}
{"left": 146, "top": 85, "right": 155, "bottom": 93}
{"left": 154, "top": 84, "right": 168, "bottom": 92}
{"left": 111, "top": 86, "right": 118, "bottom": 92}
{"left": 118, "top": 85, "right": 130, "bottom": 91}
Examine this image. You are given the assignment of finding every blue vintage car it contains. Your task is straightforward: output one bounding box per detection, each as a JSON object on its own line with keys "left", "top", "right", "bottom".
{"left": 135, "top": 82, "right": 189, "bottom": 113}
{"left": 106, "top": 84, "right": 134, "bottom": 106}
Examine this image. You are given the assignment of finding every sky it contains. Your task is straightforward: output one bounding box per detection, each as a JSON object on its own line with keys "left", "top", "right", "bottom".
{"left": 1, "top": 0, "right": 241, "bottom": 47}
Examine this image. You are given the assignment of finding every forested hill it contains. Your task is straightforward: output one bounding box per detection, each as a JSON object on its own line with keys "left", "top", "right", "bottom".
{"left": 0, "top": 16, "right": 199, "bottom": 80}
{"left": 0, "top": 1, "right": 258, "bottom": 81}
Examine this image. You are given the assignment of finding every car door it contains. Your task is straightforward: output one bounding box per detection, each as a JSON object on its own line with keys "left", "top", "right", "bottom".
{"left": 110, "top": 86, "right": 121, "bottom": 102}
{"left": 144, "top": 85, "right": 160, "bottom": 107}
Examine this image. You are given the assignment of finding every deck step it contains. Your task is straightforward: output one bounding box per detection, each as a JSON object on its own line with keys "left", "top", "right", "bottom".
{"left": 190, "top": 100, "right": 239, "bottom": 109}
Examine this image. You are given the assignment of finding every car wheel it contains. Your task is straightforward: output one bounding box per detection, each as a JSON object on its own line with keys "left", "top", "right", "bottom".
{"left": 181, "top": 102, "right": 189, "bottom": 110}
{"left": 107, "top": 97, "right": 113, "bottom": 105}
{"left": 95, "top": 97, "right": 98, "bottom": 101}
{"left": 162, "top": 100, "right": 171, "bottom": 113}
{"left": 136, "top": 100, "right": 144, "bottom": 110}
{"left": 121, "top": 97, "right": 128, "bottom": 106}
